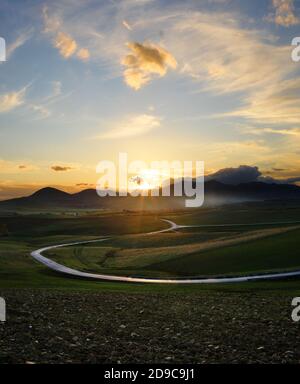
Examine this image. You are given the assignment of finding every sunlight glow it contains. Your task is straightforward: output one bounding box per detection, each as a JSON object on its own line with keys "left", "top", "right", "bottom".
{"left": 129, "top": 169, "right": 163, "bottom": 191}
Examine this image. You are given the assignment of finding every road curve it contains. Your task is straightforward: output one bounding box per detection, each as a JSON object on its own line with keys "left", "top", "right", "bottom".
{"left": 31, "top": 219, "right": 300, "bottom": 284}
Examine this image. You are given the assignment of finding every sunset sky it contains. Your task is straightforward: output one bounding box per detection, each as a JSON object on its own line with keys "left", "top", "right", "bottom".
{"left": 0, "top": 0, "right": 300, "bottom": 199}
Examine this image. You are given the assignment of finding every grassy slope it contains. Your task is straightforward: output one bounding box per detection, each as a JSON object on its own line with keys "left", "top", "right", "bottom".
{"left": 148, "top": 228, "right": 300, "bottom": 276}
{"left": 0, "top": 213, "right": 165, "bottom": 291}
{"left": 1, "top": 205, "right": 300, "bottom": 294}
{"left": 45, "top": 228, "right": 300, "bottom": 278}
{"left": 2, "top": 232, "right": 300, "bottom": 294}
{"left": 0, "top": 213, "right": 166, "bottom": 237}
{"left": 167, "top": 203, "right": 300, "bottom": 226}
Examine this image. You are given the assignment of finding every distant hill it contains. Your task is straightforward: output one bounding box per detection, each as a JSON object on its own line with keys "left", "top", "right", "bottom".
{"left": 0, "top": 180, "right": 300, "bottom": 210}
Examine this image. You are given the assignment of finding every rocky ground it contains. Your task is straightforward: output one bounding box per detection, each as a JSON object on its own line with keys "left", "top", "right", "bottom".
{"left": 0, "top": 289, "right": 299, "bottom": 364}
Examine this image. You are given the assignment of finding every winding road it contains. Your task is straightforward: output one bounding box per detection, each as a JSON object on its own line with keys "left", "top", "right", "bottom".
{"left": 31, "top": 219, "right": 300, "bottom": 284}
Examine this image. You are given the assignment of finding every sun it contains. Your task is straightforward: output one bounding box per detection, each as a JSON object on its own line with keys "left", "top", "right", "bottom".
{"left": 129, "top": 169, "right": 163, "bottom": 191}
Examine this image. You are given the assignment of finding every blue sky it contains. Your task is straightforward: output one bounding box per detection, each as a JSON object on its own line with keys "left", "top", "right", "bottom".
{"left": 0, "top": 0, "right": 300, "bottom": 199}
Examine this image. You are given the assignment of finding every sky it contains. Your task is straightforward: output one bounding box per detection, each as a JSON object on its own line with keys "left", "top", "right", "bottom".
{"left": 0, "top": 0, "right": 300, "bottom": 199}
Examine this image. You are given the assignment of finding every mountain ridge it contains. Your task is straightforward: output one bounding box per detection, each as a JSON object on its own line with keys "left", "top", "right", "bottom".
{"left": 0, "top": 180, "right": 300, "bottom": 210}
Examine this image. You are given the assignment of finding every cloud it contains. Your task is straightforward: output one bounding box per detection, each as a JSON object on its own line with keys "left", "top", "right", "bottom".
{"left": 271, "top": 0, "right": 299, "bottom": 27}
{"left": 51, "top": 165, "right": 73, "bottom": 172}
{"left": 243, "top": 126, "right": 300, "bottom": 136}
{"left": 273, "top": 168, "right": 286, "bottom": 171}
{"left": 6, "top": 29, "right": 32, "bottom": 59}
{"left": 77, "top": 48, "right": 90, "bottom": 60}
{"left": 190, "top": 138, "right": 274, "bottom": 171}
{"left": 43, "top": 6, "right": 90, "bottom": 61}
{"left": 0, "top": 87, "right": 26, "bottom": 113}
{"left": 0, "top": 159, "right": 38, "bottom": 174}
{"left": 206, "top": 140, "right": 271, "bottom": 157}
{"left": 36, "top": 81, "right": 63, "bottom": 104}
{"left": 43, "top": 5, "right": 61, "bottom": 33}
{"left": 97, "top": 113, "right": 161, "bottom": 139}
{"left": 54, "top": 31, "right": 77, "bottom": 58}
{"left": 30, "top": 104, "right": 51, "bottom": 119}
{"left": 39, "top": 2, "right": 297, "bottom": 94}
{"left": 265, "top": 128, "right": 300, "bottom": 136}
{"left": 228, "top": 78, "right": 300, "bottom": 124}
{"left": 36, "top": 2, "right": 300, "bottom": 131}
{"left": 122, "top": 20, "right": 133, "bottom": 31}
{"left": 281, "top": 176, "right": 300, "bottom": 183}
{"left": 207, "top": 165, "right": 262, "bottom": 184}
{"left": 50, "top": 81, "right": 62, "bottom": 98}
{"left": 27, "top": 81, "right": 64, "bottom": 120}
{"left": 207, "top": 165, "right": 300, "bottom": 185}
{"left": 0, "top": 80, "right": 62, "bottom": 120}
{"left": 169, "top": 11, "right": 292, "bottom": 95}
{"left": 122, "top": 42, "right": 177, "bottom": 89}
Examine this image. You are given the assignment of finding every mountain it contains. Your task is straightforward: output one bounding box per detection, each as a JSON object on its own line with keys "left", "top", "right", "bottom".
{"left": 30, "top": 187, "right": 71, "bottom": 200}
{"left": 0, "top": 180, "right": 300, "bottom": 210}
{"left": 0, "top": 187, "right": 73, "bottom": 208}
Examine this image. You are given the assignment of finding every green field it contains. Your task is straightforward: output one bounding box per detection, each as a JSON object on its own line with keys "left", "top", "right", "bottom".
{"left": 1, "top": 201, "right": 300, "bottom": 293}
{"left": 166, "top": 202, "right": 300, "bottom": 226}
{"left": 44, "top": 226, "right": 300, "bottom": 278}
{"left": 146, "top": 228, "right": 300, "bottom": 276}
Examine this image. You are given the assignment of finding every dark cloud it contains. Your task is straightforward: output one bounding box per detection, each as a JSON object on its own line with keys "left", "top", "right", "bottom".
{"left": 207, "top": 165, "right": 300, "bottom": 185}
{"left": 51, "top": 165, "right": 73, "bottom": 172}
{"left": 207, "top": 165, "right": 261, "bottom": 185}
{"left": 282, "top": 176, "right": 300, "bottom": 184}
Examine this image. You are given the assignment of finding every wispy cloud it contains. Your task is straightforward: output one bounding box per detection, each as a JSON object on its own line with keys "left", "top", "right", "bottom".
{"left": 167, "top": 11, "right": 292, "bottom": 94}
{"left": 6, "top": 29, "right": 32, "bottom": 59}
{"left": 37, "top": 2, "right": 300, "bottom": 142}
{"left": 122, "top": 20, "right": 133, "bottom": 31}
{"left": 38, "top": 2, "right": 297, "bottom": 95}
{"left": 28, "top": 80, "right": 63, "bottom": 120}
{"left": 228, "top": 78, "right": 300, "bottom": 124}
{"left": 242, "top": 126, "right": 300, "bottom": 136}
{"left": 159, "top": 10, "right": 300, "bottom": 126}
{"left": 46, "top": 81, "right": 62, "bottom": 101}
{"left": 42, "top": 6, "right": 90, "bottom": 61}
{"left": 29, "top": 104, "right": 51, "bottom": 119}
{"left": 42, "top": 5, "right": 61, "bottom": 33}
{"left": 0, "top": 87, "right": 26, "bottom": 113}
{"left": 96, "top": 113, "right": 161, "bottom": 139}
